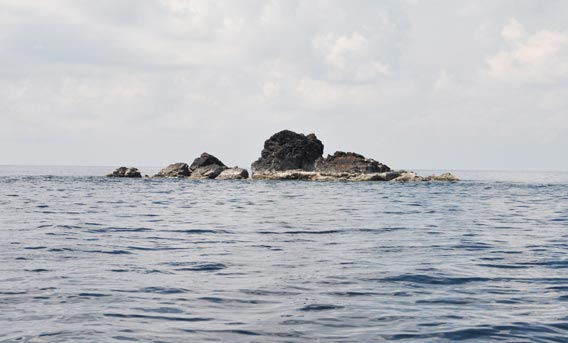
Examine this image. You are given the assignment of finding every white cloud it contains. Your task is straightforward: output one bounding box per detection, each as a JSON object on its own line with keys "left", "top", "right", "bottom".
{"left": 433, "top": 69, "right": 453, "bottom": 92}
{"left": 312, "top": 32, "right": 390, "bottom": 82}
{"left": 501, "top": 18, "right": 525, "bottom": 43}
{"left": 486, "top": 20, "right": 568, "bottom": 83}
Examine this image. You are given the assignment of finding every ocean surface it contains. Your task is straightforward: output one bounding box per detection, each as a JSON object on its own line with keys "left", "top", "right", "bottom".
{"left": 1, "top": 166, "right": 567, "bottom": 342}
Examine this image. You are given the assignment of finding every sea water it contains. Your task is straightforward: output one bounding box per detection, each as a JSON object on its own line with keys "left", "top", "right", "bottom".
{"left": 1, "top": 167, "right": 567, "bottom": 342}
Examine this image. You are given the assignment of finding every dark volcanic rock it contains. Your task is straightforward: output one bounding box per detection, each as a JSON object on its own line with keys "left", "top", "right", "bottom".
{"left": 190, "top": 153, "right": 226, "bottom": 172}
{"left": 315, "top": 151, "right": 391, "bottom": 174}
{"left": 154, "top": 163, "right": 190, "bottom": 178}
{"left": 107, "top": 167, "right": 142, "bottom": 178}
{"left": 251, "top": 130, "right": 324, "bottom": 173}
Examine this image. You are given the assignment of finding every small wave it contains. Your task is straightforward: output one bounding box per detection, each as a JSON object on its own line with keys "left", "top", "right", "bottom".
{"left": 138, "top": 307, "right": 184, "bottom": 314}
{"left": 377, "top": 274, "right": 491, "bottom": 285}
{"left": 112, "top": 336, "right": 138, "bottom": 341}
{"left": 164, "top": 229, "right": 229, "bottom": 234}
{"left": 258, "top": 230, "right": 341, "bottom": 235}
{"left": 174, "top": 263, "right": 226, "bottom": 271}
{"left": 104, "top": 313, "right": 210, "bottom": 322}
{"left": 87, "top": 227, "right": 152, "bottom": 233}
{"left": 240, "top": 289, "right": 302, "bottom": 296}
{"left": 85, "top": 250, "right": 131, "bottom": 255}
{"left": 0, "top": 291, "right": 27, "bottom": 295}
{"left": 126, "top": 246, "right": 183, "bottom": 251}
{"left": 113, "top": 287, "right": 189, "bottom": 294}
{"left": 299, "top": 304, "right": 344, "bottom": 311}
{"left": 48, "top": 248, "right": 74, "bottom": 252}
{"left": 415, "top": 298, "right": 472, "bottom": 305}
{"left": 141, "top": 287, "right": 188, "bottom": 294}
{"left": 180, "top": 329, "right": 261, "bottom": 336}
{"left": 76, "top": 293, "right": 110, "bottom": 297}
{"left": 478, "top": 264, "right": 528, "bottom": 269}
{"left": 326, "top": 291, "right": 380, "bottom": 297}
{"left": 24, "top": 269, "right": 51, "bottom": 273}
{"left": 199, "top": 296, "right": 273, "bottom": 304}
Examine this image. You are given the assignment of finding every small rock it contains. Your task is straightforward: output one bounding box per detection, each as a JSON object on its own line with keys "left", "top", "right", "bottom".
{"left": 425, "top": 172, "right": 459, "bottom": 181}
{"left": 216, "top": 168, "right": 249, "bottom": 180}
{"left": 315, "top": 151, "right": 390, "bottom": 174}
{"left": 383, "top": 170, "right": 405, "bottom": 181}
{"left": 392, "top": 172, "right": 424, "bottom": 182}
{"left": 107, "top": 167, "right": 142, "bottom": 178}
{"left": 154, "top": 163, "right": 190, "bottom": 178}
{"left": 190, "top": 164, "right": 226, "bottom": 179}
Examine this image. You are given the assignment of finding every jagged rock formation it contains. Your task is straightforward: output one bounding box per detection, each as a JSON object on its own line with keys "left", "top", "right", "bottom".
{"left": 106, "top": 167, "right": 142, "bottom": 178}
{"left": 251, "top": 130, "right": 324, "bottom": 173}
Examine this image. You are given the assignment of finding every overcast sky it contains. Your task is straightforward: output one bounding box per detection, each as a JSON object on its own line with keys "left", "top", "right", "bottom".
{"left": 1, "top": 0, "right": 567, "bottom": 171}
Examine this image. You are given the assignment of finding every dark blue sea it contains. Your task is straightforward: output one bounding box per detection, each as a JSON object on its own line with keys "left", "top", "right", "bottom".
{"left": 1, "top": 166, "right": 568, "bottom": 342}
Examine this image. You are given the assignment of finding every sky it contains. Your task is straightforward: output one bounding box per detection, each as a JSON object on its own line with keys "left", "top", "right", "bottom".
{"left": 1, "top": 0, "right": 567, "bottom": 171}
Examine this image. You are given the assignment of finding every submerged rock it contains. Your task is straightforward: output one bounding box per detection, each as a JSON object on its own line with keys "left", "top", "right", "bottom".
{"left": 251, "top": 130, "right": 324, "bottom": 175}
{"left": 107, "top": 167, "right": 142, "bottom": 178}
{"left": 154, "top": 162, "right": 190, "bottom": 178}
{"left": 315, "top": 151, "right": 390, "bottom": 174}
{"left": 216, "top": 168, "right": 249, "bottom": 180}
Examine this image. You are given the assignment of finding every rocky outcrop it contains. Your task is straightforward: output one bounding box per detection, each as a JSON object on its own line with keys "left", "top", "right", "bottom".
{"left": 109, "top": 131, "right": 457, "bottom": 182}
{"left": 250, "top": 130, "right": 397, "bottom": 181}
{"left": 217, "top": 168, "right": 249, "bottom": 180}
{"left": 153, "top": 163, "right": 190, "bottom": 178}
{"left": 107, "top": 167, "right": 142, "bottom": 178}
{"left": 251, "top": 130, "right": 458, "bottom": 182}
{"left": 251, "top": 130, "right": 324, "bottom": 174}
{"left": 315, "top": 151, "right": 390, "bottom": 174}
